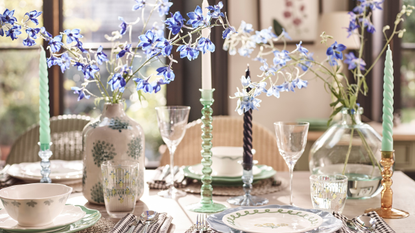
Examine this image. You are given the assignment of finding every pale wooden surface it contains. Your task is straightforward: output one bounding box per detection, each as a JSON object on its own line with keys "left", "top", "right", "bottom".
{"left": 68, "top": 170, "right": 415, "bottom": 233}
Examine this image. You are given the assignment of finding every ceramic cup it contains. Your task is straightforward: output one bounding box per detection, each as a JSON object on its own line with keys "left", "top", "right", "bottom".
{"left": 211, "top": 147, "right": 256, "bottom": 176}
{"left": 101, "top": 160, "right": 140, "bottom": 218}
{"left": 0, "top": 183, "right": 72, "bottom": 227}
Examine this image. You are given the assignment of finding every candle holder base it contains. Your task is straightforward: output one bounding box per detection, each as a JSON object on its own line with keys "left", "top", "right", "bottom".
{"left": 187, "top": 202, "right": 227, "bottom": 213}
{"left": 38, "top": 142, "right": 52, "bottom": 183}
{"left": 227, "top": 194, "right": 269, "bottom": 206}
{"left": 365, "top": 207, "right": 409, "bottom": 219}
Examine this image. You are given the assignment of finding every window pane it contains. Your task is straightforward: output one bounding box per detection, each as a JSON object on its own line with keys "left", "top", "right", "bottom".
{"left": 63, "top": 1, "right": 166, "bottom": 165}
{"left": 0, "top": 0, "right": 43, "bottom": 47}
{"left": 63, "top": 0, "right": 162, "bottom": 43}
{"left": 401, "top": 50, "right": 415, "bottom": 122}
{"left": 0, "top": 50, "right": 40, "bottom": 160}
{"left": 403, "top": 0, "right": 415, "bottom": 43}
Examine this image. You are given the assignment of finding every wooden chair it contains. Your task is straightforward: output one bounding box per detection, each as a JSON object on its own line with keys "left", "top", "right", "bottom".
{"left": 6, "top": 115, "right": 91, "bottom": 164}
{"left": 159, "top": 115, "right": 288, "bottom": 172}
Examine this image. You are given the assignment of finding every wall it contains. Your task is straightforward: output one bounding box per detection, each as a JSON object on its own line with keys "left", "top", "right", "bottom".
{"left": 227, "top": 0, "right": 348, "bottom": 131}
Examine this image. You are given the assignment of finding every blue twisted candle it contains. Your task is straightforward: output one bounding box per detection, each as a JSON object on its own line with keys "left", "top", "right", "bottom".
{"left": 243, "top": 65, "right": 253, "bottom": 170}
{"left": 39, "top": 46, "right": 50, "bottom": 150}
{"left": 381, "top": 45, "right": 394, "bottom": 152}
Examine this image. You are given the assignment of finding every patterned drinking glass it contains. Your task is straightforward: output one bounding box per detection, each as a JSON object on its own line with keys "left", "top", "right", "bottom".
{"left": 101, "top": 160, "right": 140, "bottom": 218}
{"left": 274, "top": 122, "right": 309, "bottom": 206}
{"left": 310, "top": 174, "right": 348, "bottom": 213}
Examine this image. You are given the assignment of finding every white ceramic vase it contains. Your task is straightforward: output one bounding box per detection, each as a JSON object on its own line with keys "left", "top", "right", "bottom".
{"left": 82, "top": 103, "right": 145, "bottom": 205}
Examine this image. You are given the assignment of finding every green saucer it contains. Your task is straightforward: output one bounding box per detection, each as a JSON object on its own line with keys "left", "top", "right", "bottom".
{"left": 0, "top": 205, "right": 101, "bottom": 233}
{"left": 183, "top": 164, "right": 276, "bottom": 186}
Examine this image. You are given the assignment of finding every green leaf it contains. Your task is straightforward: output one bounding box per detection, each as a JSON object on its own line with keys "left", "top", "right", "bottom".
{"left": 328, "top": 106, "right": 343, "bottom": 126}
{"left": 330, "top": 100, "right": 340, "bottom": 107}
{"left": 273, "top": 19, "right": 283, "bottom": 36}
{"left": 137, "top": 90, "right": 146, "bottom": 102}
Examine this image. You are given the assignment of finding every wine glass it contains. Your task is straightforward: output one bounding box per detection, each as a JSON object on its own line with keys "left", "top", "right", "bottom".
{"left": 274, "top": 122, "right": 309, "bottom": 206}
{"left": 156, "top": 106, "right": 190, "bottom": 198}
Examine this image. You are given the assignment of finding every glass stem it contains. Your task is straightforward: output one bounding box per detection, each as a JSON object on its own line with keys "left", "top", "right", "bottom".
{"left": 169, "top": 145, "right": 177, "bottom": 189}
{"left": 288, "top": 162, "right": 295, "bottom": 206}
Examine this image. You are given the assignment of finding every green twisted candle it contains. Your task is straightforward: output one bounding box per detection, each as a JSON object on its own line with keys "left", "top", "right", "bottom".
{"left": 39, "top": 46, "right": 50, "bottom": 150}
{"left": 382, "top": 45, "right": 394, "bottom": 152}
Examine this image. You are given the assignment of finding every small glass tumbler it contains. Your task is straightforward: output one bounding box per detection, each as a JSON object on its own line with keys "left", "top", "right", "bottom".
{"left": 101, "top": 160, "right": 139, "bottom": 218}
{"left": 310, "top": 174, "right": 348, "bottom": 213}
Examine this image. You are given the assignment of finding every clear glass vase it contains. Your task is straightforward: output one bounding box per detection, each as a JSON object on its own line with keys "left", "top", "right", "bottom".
{"left": 309, "top": 107, "right": 383, "bottom": 199}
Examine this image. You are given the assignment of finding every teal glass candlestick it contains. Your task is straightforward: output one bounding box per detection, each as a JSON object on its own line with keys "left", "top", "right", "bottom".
{"left": 38, "top": 142, "right": 52, "bottom": 183}
{"left": 187, "top": 89, "right": 227, "bottom": 213}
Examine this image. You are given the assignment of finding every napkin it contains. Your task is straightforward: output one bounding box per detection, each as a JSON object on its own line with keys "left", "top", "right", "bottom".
{"left": 333, "top": 211, "right": 395, "bottom": 233}
{"left": 147, "top": 166, "right": 188, "bottom": 189}
{"left": 110, "top": 212, "right": 173, "bottom": 233}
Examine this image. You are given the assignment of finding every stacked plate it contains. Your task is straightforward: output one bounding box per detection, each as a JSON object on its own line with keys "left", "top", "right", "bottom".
{"left": 7, "top": 160, "right": 83, "bottom": 184}
{"left": 0, "top": 205, "right": 100, "bottom": 233}
{"left": 183, "top": 164, "right": 276, "bottom": 186}
{"left": 207, "top": 205, "right": 343, "bottom": 233}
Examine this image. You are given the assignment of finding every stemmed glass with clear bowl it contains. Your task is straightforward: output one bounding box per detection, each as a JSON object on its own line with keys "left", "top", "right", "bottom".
{"left": 274, "top": 122, "right": 309, "bottom": 206}
{"left": 155, "top": 106, "right": 190, "bottom": 199}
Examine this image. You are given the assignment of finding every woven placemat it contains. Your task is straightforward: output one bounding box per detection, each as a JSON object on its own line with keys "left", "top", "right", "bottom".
{"left": 77, "top": 217, "right": 114, "bottom": 233}
{"left": 180, "top": 177, "right": 288, "bottom": 196}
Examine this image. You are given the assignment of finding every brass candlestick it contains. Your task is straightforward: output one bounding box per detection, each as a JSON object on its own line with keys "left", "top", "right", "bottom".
{"left": 365, "top": 151, "right": 409, "bottom": 219}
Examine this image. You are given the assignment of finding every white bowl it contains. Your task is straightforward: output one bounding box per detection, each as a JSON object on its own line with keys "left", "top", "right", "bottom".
{"left": 211, "top": 147, "right": 256, "bottom": 176}
{"left": 0, "top": 183, "right": 72, "bottom": 227}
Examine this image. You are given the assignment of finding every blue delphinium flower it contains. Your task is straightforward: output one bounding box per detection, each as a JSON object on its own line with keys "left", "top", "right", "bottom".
{"left": 296, "top": 41, "right": 308, "bottom": 55}
{"left": 235, "top": 90, "right": 261, "bottom": 115}
{"left": 239, "top": 20, "right": 253, "bottom": 34}
{"left": 64, "top": 29, "right": 83, "bottom": 44}
{"left": 292, "top": 78, "right": 308, "bottom": 89}
{"left": 252, "top": 27, "right": 276, "bottom": 44}
{"left": 132, "top": 0, "right": 146, "bottom": 11}
{"left": 83, "top": 64, "right": 99, "bottom": 79}
{"left": 298, "top": 53, "right": 314, "bottom": 71}
{"left": 47, "top": 55, "right": 61, "bottom": 68}
{"left": 49, "top": 35, "right": 63, "bottom": 52}
{"left": 253, "top": 81, "right": 267, "bottom": 97}
{"left": 187, "top": 6, "right": 206, "bottom": 28}
{"left": 240, "top": 75, "right": 251, "bottom": 88}
{"left": 96, "top": 46, "right": 109, "bottom": 65}
{"left": 346, "top": 12, "right": 359, "bottom": 37}
{"left": 117, "top": 43, "right": 132, "bottom": 59}
{"left": 353, "top": 3, "right": 366, "bottom": 14}
{"left": 206, "top": 1, "right": 224, "bottom": 19}
{"left": 2, "top": 9, "right": 17, "bottom": 24}
{"left": 73, "top": 62, "right": 85, "bottom": 71}
{"left": 280, "top": 28, "right": 292, "bottom": 40}
{"left": 165, "top": 12, "right": 184, "bottom": 35}
{"left": 273, "top": 50, "right": 291, "bottom": 67}
{"left": 326, "top": 41, "right": 346, "bottom": 66}
{"left": 238, "top": 46, "right": 253, "bottom": 57}
{"left": 197, "top": 37, "right": 215, "bottom": 54}
{"left": 6, "top": 25, "right": 21, "bottom": 40}
{"left": 71, "top": 87, "right": 90, "bottom": 101}
{"left": 156, "top": 38, "right": 172, "bottom": 56}
{"left": 40, "top": 27, "right": 52, "bottom": 41}
{"left": 134, "top": 77, "right": 153, "bottom": 93}
{"left": 23, "top": 36, "right": 35, "bottom": 46}
{"left": 177, "top": 45, "right": 199, "bottom": 61}
{"left": 344, "top": 52, "right": 366, "bottom": 70}
{"left": 152, "top": 78, "right": 169, "bottom": 93}
{"left": 360, "top": 18, "right": 376, "bottom": 33}
{"left": 75, "top": 39, "right": 87, "bottom": 53}
{"left": 157, "top": 66, "right": 175, "bottom": 82}
{"left": 222, "top": 26, "right": 236, "bottom": 39}
{"left": 259, "top": 62, "right": 277, "bottom": 76}
{"left": 59, "top": 52, "right": 71, "bottom": 73}
{"left": 25, "top": 10, "right": 42, "bottom": 25}
{"left": 158, "top": 0, "right": 173, "bottom": 17}
{"left": 108, "top": 73, "right": 127, "bottom": 92}
{"left": 26, "top": 28, "right": 40, "bottom": 38}
{"left": 138, "top": 30, "right": 157, "bottom": 50}
{"left": 367, "top": 0, "right": 384, "bottom": 11}
{"left": 118, "top": 17, "right": 127, "bottom": 35}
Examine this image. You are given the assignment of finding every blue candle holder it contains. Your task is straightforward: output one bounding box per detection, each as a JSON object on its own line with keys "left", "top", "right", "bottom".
{"left": 38, "top": 142, "right": 52, "bottom": 183}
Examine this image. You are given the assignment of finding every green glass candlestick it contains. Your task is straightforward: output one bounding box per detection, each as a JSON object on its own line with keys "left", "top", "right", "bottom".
{"left": 187, "top": 89, "right": 227, "bottom": 213}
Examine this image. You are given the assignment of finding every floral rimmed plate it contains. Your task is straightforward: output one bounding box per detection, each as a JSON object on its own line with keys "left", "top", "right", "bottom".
{"left": 222, "top": 208, "right": 323, "bottom": 233}
{"left": 0, "top": 205, "right": 101, "bottom": 233}
{"left": 207, "top": 205, "right": 343, "bottom": 233}
{"left": 183, "top": 164, "right": 276, "bottom": 186}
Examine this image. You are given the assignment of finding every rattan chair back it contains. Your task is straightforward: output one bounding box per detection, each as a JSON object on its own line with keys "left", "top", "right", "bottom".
{"left": 6, "top": 115, "right": 91, "bottom": 164}
{"left": 159, "top": 115, "right": 288, "bottom": 172}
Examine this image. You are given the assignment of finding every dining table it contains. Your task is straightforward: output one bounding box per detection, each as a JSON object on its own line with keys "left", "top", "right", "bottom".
{"left": 66, "top": 170, "right": 415, "bottom": 233}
